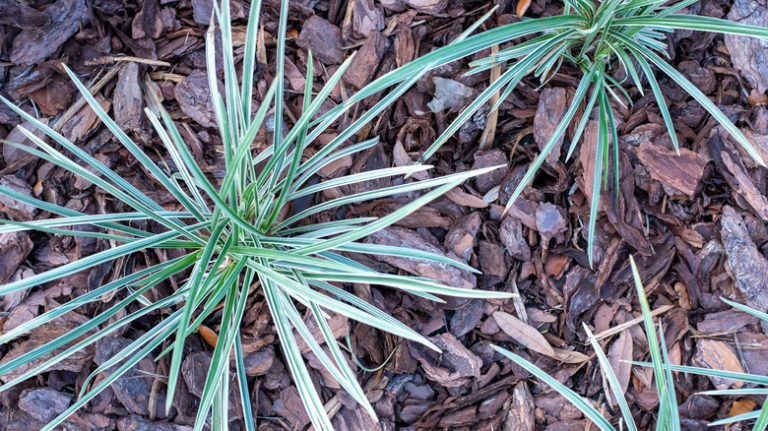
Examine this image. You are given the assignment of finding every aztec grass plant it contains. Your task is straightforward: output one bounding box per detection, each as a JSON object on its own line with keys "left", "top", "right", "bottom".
{"left": 321, "top": 0, "right": 768, "bottom": 266}
{"left": 0, "top": 1, "right": 510, "bottom": 430}
{"left": 494, "top": 256, "right": 768, "bottom": 431}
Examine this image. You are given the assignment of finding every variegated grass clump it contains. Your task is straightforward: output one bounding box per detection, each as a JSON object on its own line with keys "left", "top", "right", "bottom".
{"left": 0, "top": 1, "right": 508, "bottom": 430}
{"left": 332, "top": 0, "right": 768, "bottom": 265}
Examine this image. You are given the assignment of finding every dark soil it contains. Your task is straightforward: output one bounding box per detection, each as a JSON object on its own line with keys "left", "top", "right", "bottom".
{"left": 0, "top": 0, "right": 767, "bottom": 430}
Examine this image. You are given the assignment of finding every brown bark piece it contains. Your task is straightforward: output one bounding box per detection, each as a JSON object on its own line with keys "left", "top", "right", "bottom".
{"left": 366, "top": 227, "right": 475, "bottom": 289}
{"left": 637, "top": 141, "right": 707, "bottom": 197}
{"left": 693, "top": 339, "right": 745, "bottom": 390}
{"left": 174, "top": 70, "right": 217, "bottom": 128}
{"left": 534, "top": 88, "right": 568, "bottom": 166}
{"left": 114, "top": 63, "right": 145, "bottom": 133}
{"left": 720, "top": 150, "right": 768, "bottom": 220}
{"left": 296, "top": 16, "right": 345, "bottom": 65}
{"left": 720, "top": 205, "right": 768, "bottom": 311}
{"left": 10, "top": 0, "right": 89, "bottom": 65}
{"left": 725, "top": 0, "right": 768, "bottom": 93}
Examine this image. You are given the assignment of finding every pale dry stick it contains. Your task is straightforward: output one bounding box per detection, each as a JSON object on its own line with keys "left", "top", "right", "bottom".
{"left": 148, "top": 367, "right": 164, "bottom": 421}
{"left": 593, "top": 304, "right": 674, "bottom": 341}
{"left": 85, "top": 55, "right": 172, "bottom": 68}
{"left": 257, "top": 26, "right": 268, "bottom": 64}
{"left": 479, "top": 45, "right": 500, "bottom": 150}
{"left": 149, "top": 72, "right": 186, "bottom": 83}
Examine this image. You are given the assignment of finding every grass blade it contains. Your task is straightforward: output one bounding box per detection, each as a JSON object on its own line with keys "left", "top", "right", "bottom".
{"left": 493, "top": 345, "right": 616, "bottom": 431}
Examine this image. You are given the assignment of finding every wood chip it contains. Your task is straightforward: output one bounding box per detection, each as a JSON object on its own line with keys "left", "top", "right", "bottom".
{"left": 411, "top": 332, "right": 483, "bottom": 388}
{"left": 0, "top": 232, "right": 33, "bottom": 285}
{"left": 502, "top": 382, "right": 535, "bottom": 431}
{"left": 720, "top": 150, "right": 768, "bottom": 220}
{"left": 721, "top": 205, "right": 768, "bottom": 311}
{"left": 95, "top": 337, "right": 167, "bottom": 417}
{"left": 296, "top": 16, "right": 345, "bottom": 64}
{"left": 0, "top": 0, "right": 51, "bottom": 29}
{"left": 366, "top": 227, "right": 475, "bottom": 289}
{"left": 10, "top": 0, "right": 89, "bottom": 65}
{"left": 725, "top": 0, "right": 768, "bottom": 94}
{"left": 114, "top": 62, "right": 145, "bottom": 133}
{"left": 637, "top": 141, "right": 708, "bottom": 197}
{"left": 693, "top": 339, "right": 745, "bottom": 390}
{"left": 174, "top": 70, "right": 217, "bottom": 128}
{"left": 344, "top": 32, "right": 389, "bottom": 89}
{"left": 18, "top": 388, "right": 71, "bottom": 423}
{"left": 534, "top": 88, "right": 567, "bottom": 166}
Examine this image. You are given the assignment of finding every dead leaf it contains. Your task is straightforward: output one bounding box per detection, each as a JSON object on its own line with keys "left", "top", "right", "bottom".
{"left": 493, "top": 311, "right": 556, "bottom": 357}
{"left": 552, "top": 348, "right": 589, "bottom": 364}
{"left": 404, "top": 0, "right": 447, "bottom": 14}
{"left": 198, "top": 325, "right": 218, "bottom": 348}
{"left": 446, "top": 187, "right": 488, "bottom": 208}
{"left": 516, "top": 0, "right": 532, "bottom": 17}
{"left": 729, "top": 399, "right": 757, "bottom": 417}
{"left": 607, "top": 331, "right": 633, "bottom": 402}
{"left": 427, "top": 77, "right": 474, "bottom": 112}
{"left": 393, "top": 141, "right": 429, "bottom": 181}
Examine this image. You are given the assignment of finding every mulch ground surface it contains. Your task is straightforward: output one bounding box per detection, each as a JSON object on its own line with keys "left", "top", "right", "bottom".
{"left": 0, "top": 0, "right": 767, "bottom": 430}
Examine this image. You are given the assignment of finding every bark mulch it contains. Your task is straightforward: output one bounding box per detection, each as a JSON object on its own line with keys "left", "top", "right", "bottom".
{"left": 0, "top": 0, "right": 767, "bottom": 430}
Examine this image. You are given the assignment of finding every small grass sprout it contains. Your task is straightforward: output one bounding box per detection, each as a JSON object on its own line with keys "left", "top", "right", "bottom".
{"left": 329, "top": 0, "right": 768, "bottom": 266}
{"left": 0, "top": 1, "right": 510, "bottom": 430}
